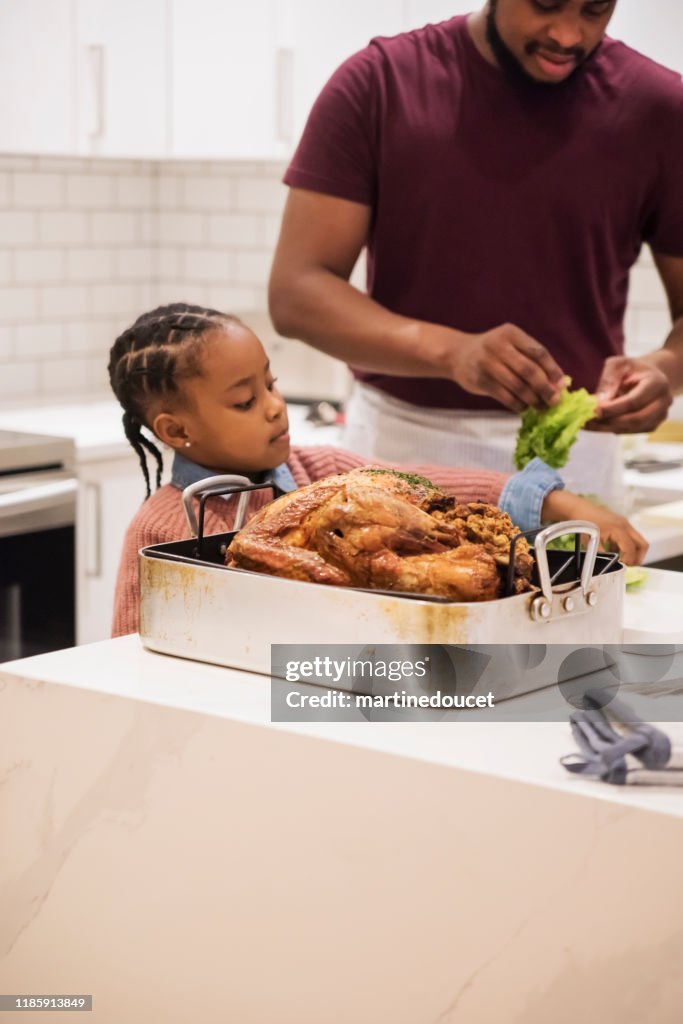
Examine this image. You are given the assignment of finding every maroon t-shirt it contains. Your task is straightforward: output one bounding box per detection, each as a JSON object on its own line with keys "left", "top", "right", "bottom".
{"left": 284, "top": 16, "right": 683, "bottom": 411}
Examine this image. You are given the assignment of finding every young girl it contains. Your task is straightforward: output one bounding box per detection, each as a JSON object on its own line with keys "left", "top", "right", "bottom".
{"left": 109, "top": 303, "right": 647, "bottom": 636}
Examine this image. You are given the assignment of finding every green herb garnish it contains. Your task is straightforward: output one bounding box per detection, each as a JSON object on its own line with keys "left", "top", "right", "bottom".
{"left": 361, "top": 468, "right": 437, "bottom": 489}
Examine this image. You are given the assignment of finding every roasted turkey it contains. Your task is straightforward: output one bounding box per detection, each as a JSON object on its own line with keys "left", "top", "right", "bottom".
{"left": 226, "top": 467, "right": 534, "bottom": 602}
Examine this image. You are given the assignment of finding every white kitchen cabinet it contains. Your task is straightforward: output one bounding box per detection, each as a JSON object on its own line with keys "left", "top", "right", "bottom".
{"left": 278, "top": 0, "right": 405, "bottom": 150}
{"left": 0, "top": 0, "right": 76, "bottom": 154}
{"left": 0, "top": 0, "right": 168, "bottom": 158}
{"left": 77, "top": 452, "right": 147, "bottom": 644}
{"left": 75, "top": 0, "right": 168, "bottom": 158}
{"left": 608, "top": 0, "right": 683, "bottom": 72}
{"left": 171, "top": 0, "right": 285, "bottom": 159}
{"left": 403, "top": 1, "right": 473, "bottom": 31}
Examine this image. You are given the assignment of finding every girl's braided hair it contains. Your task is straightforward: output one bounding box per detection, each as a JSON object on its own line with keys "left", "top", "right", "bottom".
{"left": 108, "top": 302, "right": 238, "bottom": 498}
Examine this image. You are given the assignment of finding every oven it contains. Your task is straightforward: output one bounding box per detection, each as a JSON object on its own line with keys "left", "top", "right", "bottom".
{"left": 0, "top": 430, "right": 77, "bottom": 662}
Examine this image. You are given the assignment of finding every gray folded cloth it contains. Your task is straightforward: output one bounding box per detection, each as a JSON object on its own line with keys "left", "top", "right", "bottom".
{"left": 561, "top": 690, "right": 683, "bottom": 786}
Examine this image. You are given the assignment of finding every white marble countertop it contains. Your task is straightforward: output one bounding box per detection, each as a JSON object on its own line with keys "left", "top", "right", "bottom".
{"left": 4, "top": 635, "right": 683, "bottom": 1021}
{"left": 0, "top": 399, "right": 343, "bottom": 462}
{"left": 3, "top": 634, "right": 683, "bottom": 819}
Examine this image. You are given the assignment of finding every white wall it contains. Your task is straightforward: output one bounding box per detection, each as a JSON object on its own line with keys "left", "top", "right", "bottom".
{"left": 609, "top": 0, "right": 683, "bottom": 73}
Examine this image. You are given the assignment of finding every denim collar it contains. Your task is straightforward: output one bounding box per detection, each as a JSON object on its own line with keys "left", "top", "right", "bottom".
{"left": 171, "top": 451, "right": 298, "bottom": 495}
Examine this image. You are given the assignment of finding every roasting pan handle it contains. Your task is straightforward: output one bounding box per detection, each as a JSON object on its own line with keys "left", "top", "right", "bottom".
{"left": 533, "top": 520, "right": 600, "bottom": 608}
{"left": 182, "top": 475, "right": 252, "bottom": 538}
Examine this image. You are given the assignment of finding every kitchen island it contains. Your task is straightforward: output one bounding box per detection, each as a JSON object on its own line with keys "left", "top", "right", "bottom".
{"left": 0, "top": 399, "right": 682, "bottom": 564}
{"left": 2, "top": 636, "right": 683, "bottom": 1023}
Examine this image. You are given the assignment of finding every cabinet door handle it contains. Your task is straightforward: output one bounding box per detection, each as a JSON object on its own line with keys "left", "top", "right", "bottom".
{"left": 86, "top": 44, "right": 106, "bottom": 139}
{"left": 84, "top": 481, "right": 102, "bottom": 579}
{"left": 275, "top": 47, "right": 294, "bottom": 145}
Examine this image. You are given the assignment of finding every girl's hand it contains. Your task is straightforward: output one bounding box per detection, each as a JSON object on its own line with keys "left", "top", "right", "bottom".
{"left": 541, "top": 490, "right": 649, "bottom": 566}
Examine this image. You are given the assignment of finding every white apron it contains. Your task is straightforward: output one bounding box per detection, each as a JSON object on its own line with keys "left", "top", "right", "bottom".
{"left": 342, "top": 381, "right": 626, "bottom": 511}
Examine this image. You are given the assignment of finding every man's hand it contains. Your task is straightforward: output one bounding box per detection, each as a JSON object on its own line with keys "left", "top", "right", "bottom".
{"left": 591, "top": 355, "right": 673, "bottom": 433}
{"left": 447, "top": 324, "right": 565, "bottom": 412}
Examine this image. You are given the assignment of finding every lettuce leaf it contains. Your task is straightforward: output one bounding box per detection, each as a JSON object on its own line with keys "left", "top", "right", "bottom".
{"left": 625, "top": 566, "right": 647, "bottom": 589}
{"left": 514, "top": 378, "right": 598, "bottom": 470}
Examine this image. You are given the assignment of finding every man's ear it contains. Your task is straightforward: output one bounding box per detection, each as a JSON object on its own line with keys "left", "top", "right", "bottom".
{"left": 152, "top": 411, "right": 190, "bottom": 450}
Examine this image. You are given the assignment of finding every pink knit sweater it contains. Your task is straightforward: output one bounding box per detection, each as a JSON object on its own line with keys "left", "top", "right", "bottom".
{"left": 112, "top": 445, "right": 509, "bottom": 637}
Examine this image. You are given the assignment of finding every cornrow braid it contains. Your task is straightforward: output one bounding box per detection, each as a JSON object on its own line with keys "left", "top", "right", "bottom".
{"left": 108, "top": 302, "right": 239, "bottom": 498}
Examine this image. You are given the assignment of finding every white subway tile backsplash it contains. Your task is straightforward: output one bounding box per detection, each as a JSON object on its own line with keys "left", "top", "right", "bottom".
{"left": 38, "top": 158, "right": 91, "bottom": 174}
{"left": 629, "top": 265, "right": 668, "bottom": 305}
{"left": 14, "top": 323, "right": 65, "bottom": 356}
{"left": 39, "top": 355, "right": 89, "bottom": 396}
{"left": 250, "top": 285, "right": 268, "bottom": 311}
{"left": 0, "top": 211, "right": 36, "bottom": 245}
{"left": 117, "top": 175, "right": 155, "bottom": 209}
{"left": 39, "top": 286, "right": 89, "bottom": 319}
{"left": 0, "top": 250, "right": 11, "bottom": 282}
{"left": 636, "top": 307, "right": 673, "bottom": 349}
{"left": 66, "top": 174, "right": 115, "bottom": 209}
{"left": 39, "top": 211, "right": 88, "bottom": 245}
{"left": 158, "top": 211, "right": 204, "bottom": 244}
{"left": 638, "top": 246, "right": 654, "bottom": 267}
{"left": 157, "top": 248, "right": 180, "bottom": 279}
{"left": 10, "top": 153, "right": 672, "bottom": 412}
{"left": 235, "top": 250, "right": 274, "bottom": 285}
{"left": 0, "top": 326, "right": 12, "bottom": 358}
{"left": 0, "top": 361, "right": 39, "bottom": 397}
{"left": 264, "top": 215, "right": 282, "bottom": 249}
{"left": 86, "top": 158, "right": 152, "bottom": 175}
{"left": 14, "top": 249, "right": 64, "bottom": 283}
{"left": 13, "top": 173, "right": 63, "bottom": 208}
{"left": 158, "top": 175, "right": 180, "bottom": 208}
{"left": 0, "top": 155, "right": 290, "bottom": 402}
{"left": 91, "top": 211, "right": 139, "bottom": 244}
{"left": 66, "top": 248, "right": 115, "bottom": 282}
{"left": 235, "top": 177, "right": 286, "bottom": 214}
{"left": 206, "top": 285, "right": 261, "bottom": 313}
{"left": 215, "top": 161, "right": 267, "bottom": 177}
{"left": 208, "top": 213, "right": 264, "bottom": 248}
{"left": 182, "top": 176, "right": 235, "bottom": 211}
{"left": 139, "top": 210, "right": 158, "bottom": 244}
{"left": 89, "top": 283, "right": 140, "bottom": 318}
{"left": 622, "top": 306, "right": 638, "bottom": 351}
{"left": 0, "top": 157, "right": 35, "bottom": 170}
{"left": 152, "top": 281, "right": 184, "bottom": 306}
{"left": 183, "top": 249, "right": 234, "bottom": 283}
{"left": 65, "top": 319, "right": 118, "bottom": 353}
{"left": 264, "top": 161, "right": 287, "bottom": 177}
{"left": 85, "top": 353, "right": 111, "bottom": 393}
{"left": 167, "top": 161, "right": 205, "bottom": 176}
{"left": 0, "top": 286, "right": 38, "bottom": 323}
{"left": 350, "top": 250, "right": 367, "bottom": 290}
{"left": 138, "top": 282, "right": 157, "bottom": 311}
{"left": 115, "top": 247, "right": 156, "bottom": 279}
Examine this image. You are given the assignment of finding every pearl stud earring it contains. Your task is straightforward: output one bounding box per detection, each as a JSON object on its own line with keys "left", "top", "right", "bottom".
{"left": 184, "top": 440, "right": 191, "bottom": 448}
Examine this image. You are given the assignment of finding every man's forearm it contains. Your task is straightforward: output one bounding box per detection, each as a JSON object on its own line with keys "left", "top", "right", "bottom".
{"left": 642, "top": 317, "right": 683, "bottom": 392}
{"left": 269, "top": 267, "right": 462, "bottom": 378}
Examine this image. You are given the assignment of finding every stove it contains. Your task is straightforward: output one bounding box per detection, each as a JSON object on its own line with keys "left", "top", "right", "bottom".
{"left": 0, "top": 428, "right": 74, "bottom": 476}
{"left": 0, "top": 429, "right": 77, "bottom": 661}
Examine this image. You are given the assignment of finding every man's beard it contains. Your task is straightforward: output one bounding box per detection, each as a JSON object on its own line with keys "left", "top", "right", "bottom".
{"left": 485, "top": 0, "right": 599, "bottom": 91}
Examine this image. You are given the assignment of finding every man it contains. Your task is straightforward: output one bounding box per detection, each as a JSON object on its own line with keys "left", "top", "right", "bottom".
{"left": 268, "top": 0, "right": 683, "bottom": 505}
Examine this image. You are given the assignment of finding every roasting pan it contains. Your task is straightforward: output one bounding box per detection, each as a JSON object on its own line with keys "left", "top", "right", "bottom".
{"left": 138, "top": 476, "right": 625, "bottom": 675}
